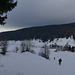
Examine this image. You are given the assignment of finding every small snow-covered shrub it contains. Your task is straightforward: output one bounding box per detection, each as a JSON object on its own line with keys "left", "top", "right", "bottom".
{"left": 30, "top": 50, "right": 36, "bottom": 54}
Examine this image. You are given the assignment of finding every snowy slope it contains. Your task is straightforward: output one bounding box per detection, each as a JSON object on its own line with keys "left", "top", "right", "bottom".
{"left": 0, "top": 51, "right": 75, "bottom": 75}
{"left": 0, "top": 38, "right": 75, "bottom": 75}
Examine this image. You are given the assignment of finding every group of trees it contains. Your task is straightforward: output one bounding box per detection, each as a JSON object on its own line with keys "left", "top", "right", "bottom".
{"left": 0, "top": 40, "right": 50, "bottom": 60}
{"left": 63, "top": 44, "right": 75, "bottom": 52}
{"left": 39, "top": 44, "right": 50, "bottom": 60}
{"left": 0, "top": 40, "right": 32, "bottom": 55}
{"left": 0, "top": 23, "right": 75, "bottom": 41}
{"left": 20, "top": 40, "right": 31, "bottom": 53}
{"left": 20, "top": 42, "right": 50, "bottom": 60}
{"left": 20, "top": 41, "right": 50, "bottom": 60}
{"left": 53, "top": 43, "right": 75, "bottom": 52}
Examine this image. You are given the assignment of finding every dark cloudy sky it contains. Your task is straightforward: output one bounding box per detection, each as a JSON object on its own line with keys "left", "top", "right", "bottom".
{"left": 0, "top": 0, "right": 75, "bottom": 32}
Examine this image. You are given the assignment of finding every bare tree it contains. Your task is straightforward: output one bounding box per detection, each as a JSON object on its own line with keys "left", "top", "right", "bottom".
{"left": 20, "top": 40, "right": 34, "bottom": 53}
{"left": 0, "top": 40, "right": 8, "bottom": 55}
{"left": 25, "top": 40, "right": 31, "bottom": 52}
{"left": 20, "top": 41, "right": 26, "bottom": 53}
{"left": 15, "top": 47, "right": 19, "bottom": 53}
{"left": 39, "top": 44, "right": 50, "bottom": 60}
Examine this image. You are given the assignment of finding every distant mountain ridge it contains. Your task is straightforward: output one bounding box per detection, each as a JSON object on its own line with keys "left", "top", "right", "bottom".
{"left": 0, "top": 22, "right": 75, "bottom": 41}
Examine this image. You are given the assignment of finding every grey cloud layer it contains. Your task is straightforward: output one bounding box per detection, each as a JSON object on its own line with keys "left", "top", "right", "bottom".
{"left": 5, "top": 0, "right": 75, "bottom": 28}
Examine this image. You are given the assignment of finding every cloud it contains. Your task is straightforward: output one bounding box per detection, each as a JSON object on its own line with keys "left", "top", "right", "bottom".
{"left": 1, "top": 0, "right": 75, "bottom": 31}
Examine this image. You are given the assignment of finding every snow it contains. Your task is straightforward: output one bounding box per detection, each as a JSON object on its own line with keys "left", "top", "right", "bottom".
{"left": 0, "top": 51, "right": 75, "bottom": 75}
{"left": 0, "top": 38, "right": 75, "bottom": 75}
{"left": 50, "top": 37, "right": 75, "bottom": 47}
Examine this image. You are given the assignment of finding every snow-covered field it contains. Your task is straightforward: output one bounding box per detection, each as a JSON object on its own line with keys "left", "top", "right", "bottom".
{"left": 0, "top": 37, "right": 75, "bottom": 75}
{"left": 0, "top": 50, "right": 75, "bottom": 75}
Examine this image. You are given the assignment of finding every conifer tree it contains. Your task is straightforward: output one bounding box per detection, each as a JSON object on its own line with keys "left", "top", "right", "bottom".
{"left": 0, "top": 0, "right": 17, "bottom": 25}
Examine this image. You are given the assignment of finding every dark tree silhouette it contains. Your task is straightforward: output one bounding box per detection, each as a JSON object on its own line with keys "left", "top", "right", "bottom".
{"left": 0, "top": 0, "right": 17, "bottom": 25}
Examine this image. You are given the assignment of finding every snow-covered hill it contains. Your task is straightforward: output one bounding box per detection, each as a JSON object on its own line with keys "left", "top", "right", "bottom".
{"left": 0, "top": 50, "right": 75, "bottom": 75}
{"left": 0, "top": 37, "right": 75, "bottom": 75}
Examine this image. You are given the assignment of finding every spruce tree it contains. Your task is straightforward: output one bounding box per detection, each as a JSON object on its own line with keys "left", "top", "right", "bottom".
{"left": 0, "top": 0, "right": 17, "bottom": 25}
